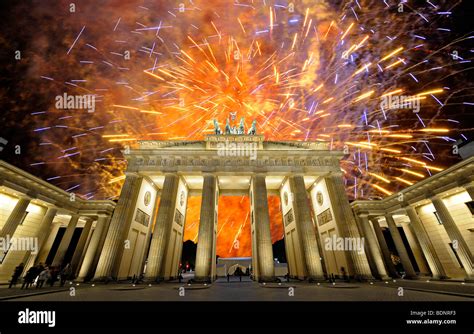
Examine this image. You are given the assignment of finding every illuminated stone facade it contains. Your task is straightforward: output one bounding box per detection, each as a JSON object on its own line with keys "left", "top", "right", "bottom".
{"left": 1, "top": 138, "right": 472, "bottom": 284}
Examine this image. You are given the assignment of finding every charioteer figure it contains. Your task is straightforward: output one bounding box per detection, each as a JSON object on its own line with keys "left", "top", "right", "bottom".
{"left": 213, "top": 114, "right": 257, "bottom": 136}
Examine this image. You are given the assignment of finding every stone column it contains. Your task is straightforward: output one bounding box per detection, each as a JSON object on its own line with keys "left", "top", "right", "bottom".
{"left": 431, "top": 196, "right": 474, "bottom": 280}
{"left": 0, "top": 196, "right": 31, "bottom": 241}
{"left": 94, "top": 174, "right": 142, "bottom": 280}
{"left": 324, "top": 174, "right": 373, "bottom": 279}
{"left": 463, "top": 183, "right": 474, "bottom": 200}
{"left": 250, "top": 174, "right": 275, "bottom": 282}
{"left": 23, "top": 207, "right": 57, "bottom": 271}
{"left": 404, "top": 206, "right": 447, "bottom": 279}
{"left": 289, "top": 175, "right": 324, "bottom": 280}
{"left": 77, "top": 215, "right": 111, "bottom": 281}
{"left": 358, "top": 215, "right": 390, "bottom": 279}
{"left": 52, "top": 214, "right": 79, "bottom": 267}
{"left": 371, "top": 218, "right": 398, "bottom": 278}
{"left": 385, "top": 214, "right": 417, "bottom": 279}
{"left": 402, "top": 223, "right": 430, "bottom": 275}
{"left": 195, "top": 174, "right": 218, "bottom": 282}
{"left": 70, "top": 218, "right": 94, "bottom": 276}
{"left": 144, "top": 174, "right": 180, "bottom": 281}
{"left": 36, "top": 224, "right": 60, "bottom": 264}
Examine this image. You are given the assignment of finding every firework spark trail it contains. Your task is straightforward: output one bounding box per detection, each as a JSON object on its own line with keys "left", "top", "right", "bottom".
{"left": 11, "top": 0, "right": 472, "bottom": 256}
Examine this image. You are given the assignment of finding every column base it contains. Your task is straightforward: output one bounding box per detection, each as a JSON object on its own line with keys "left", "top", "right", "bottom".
{"left": 193, "top": 276, "right": 213, "bottom": 283}
{"left": 308, "top": 276, "right": 326, "bottom": 283}
{"left": 143, "top": 276, "right": 164, "bottom": 283}
{"left": 404, "top": 274, "right": 419, "bottom": 280}
{"left": 464, "top": 276, "right": 474, "bottom": 283}
{"left": 257, "top": 276, "right": 278, "bottom": 283}
{"left": 352, "top": 274, "right": 375, "bottom": 281}
{"left": 92, "top": 276, "right": 116, "bottom": 283}
{"left": 425, "top": 275, "right": 449, "bottom": 281}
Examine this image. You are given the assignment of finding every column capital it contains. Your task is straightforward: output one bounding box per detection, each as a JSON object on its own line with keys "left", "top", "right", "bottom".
{"left": 81, "top": 216, "right": 95, "bottom": 223}
{"left": 17, "top": 193, "right": 34, "bottom": 201}
{"left": 462, "top": 182, "right": 474, "bottom": 189}
{"left": 426, "top": 191, "right": 444, "bottom": 201}
{"left": 162, "top": 171, "right": 178, "bottom": 176}
{"left": 356, "top": 211, "right": 371, "bottom": 218}
{"left": 290, "top": 173, "right": 306, "bottom": 178}
{"left": 456, "top": 176, "right": 474, "bottom": 188}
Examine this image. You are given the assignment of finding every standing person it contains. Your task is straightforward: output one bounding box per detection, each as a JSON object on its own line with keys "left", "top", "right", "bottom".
{"left": 37, "top": 267, "right": 51, "bottom": 289}
{"left": 49, "top": 267, "right": 59, "bottom": 287}
{"left": 21, "top": 266, "right": 38, "bottom": 289}
{"left": 60, "top": 263, "right": 72, "bottom": 287}
{"left": 9, "top": 263, "right": 24, "bottom": 288}
{"left": 235, "top": 267, "right": 243, "bottom": 282}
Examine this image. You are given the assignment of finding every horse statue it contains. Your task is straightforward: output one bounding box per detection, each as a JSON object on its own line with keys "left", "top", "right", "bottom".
{"left": 225, "top": 118, "right": 232, "bottom": 135}
{"left": 213, "top": 119, "right": 222, "bottom": 135}
{"left": 238, "top": 118, "right": 245, "bottom": 135}
{"left": 248, "top": 120, "right": 257, "bottom": 135}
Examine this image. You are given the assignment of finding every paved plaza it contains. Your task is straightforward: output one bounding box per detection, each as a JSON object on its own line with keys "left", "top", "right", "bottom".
{"left": 2, "top": 279, "right": 473, "bottom": 302}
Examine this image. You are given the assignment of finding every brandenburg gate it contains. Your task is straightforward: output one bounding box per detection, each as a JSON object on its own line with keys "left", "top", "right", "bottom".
{"left": 93, "top": 129, "right": 373, "bottom": 282}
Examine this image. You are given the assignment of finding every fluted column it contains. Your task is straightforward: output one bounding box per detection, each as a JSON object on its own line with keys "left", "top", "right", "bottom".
{"left": 94, "top": 174, "right": 142, "bottom": 280}
{"left": 404, "top": 206, "right": 447, "bottom": 279}
{"left": 70, "top": 218, "right": 93, "bottom": 276}
{"left": 405, "top": 224, "right": 431, "bottom": 274}
{"left": 77, "top": 215, "right": 110, "bottom": 281}
{"left": 52, "top": 214, "right": 79, "bottom": 267}
{"left": 289, "top": 175, "right": 324, "bottom": 280}
{"left": 36, "top": 224, "right": 60, "bottom": 264}
{"left": 325, "top": 174, "right": 373, "bottom": 279}
{"left": 371, "top": 218, "right": 398, "bottom": 278}
{"left": 0, "top": 196, "right": 31, "bottom": 241}
{"left": 23, "top": 207, "right": 57, "bottom": 272}
{"left": 431, "top": 196, "right": 474, "bottom": 280}
{"left": 358, "top": 215, "right": 390, "bottom": 279}
{"left": 195, "top": 174, "right": 218, "bottom": 282}
{"left": 144, "top": 174, "right": 180, "bottom": 281}
{"left": 385, "top": 214, "right": 417, "bottom": 279}
{"left": 250, "top": 174, "right": 275, "bottom": 282}
{"left": 463, "top": 183, "right": 474, "bottom": 200}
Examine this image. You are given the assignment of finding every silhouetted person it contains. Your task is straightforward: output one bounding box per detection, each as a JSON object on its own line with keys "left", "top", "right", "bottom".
{"left": 9, "top": 263, "right": 24, "bottom": 288}
{"left": 49, "top": 267, "right": 59, "bottom": 287}
{"left": 21, "top": 266, "right": 38, "bottom": 289}
{"left": 60, "top": 263, "right": 72, "bottom": 286}
{"left": 227, "top": 273, "right": 230, "bottom": 282}
{"left": 341, "top": 267, "right": 348, "bottom": 282}
{"left": 235, "top": 267, "right": 243, "bottom": 282}
{"left": 37, "top": 267, "right": 51, "bottom": 289}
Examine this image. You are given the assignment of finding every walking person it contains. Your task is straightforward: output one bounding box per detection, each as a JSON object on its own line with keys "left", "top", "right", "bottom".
{"left": 37, "top": 266, "right": 51, "bottom": 289}
{"left": 9, "top": 262, "right": 24, "bottom": 288}
{"left": 21, "top": 266, "right": 38, "bottom": 289}
{"left": 60, "top": 263, "right": 72, "bottom": 287}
